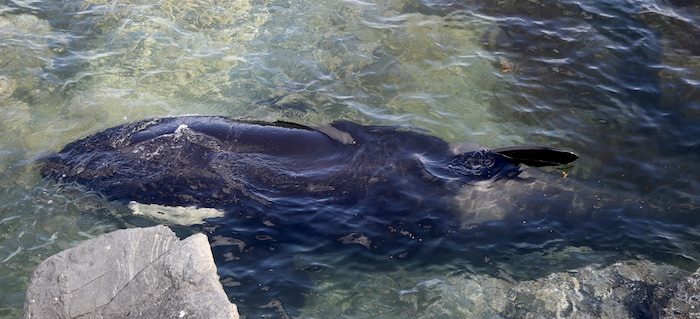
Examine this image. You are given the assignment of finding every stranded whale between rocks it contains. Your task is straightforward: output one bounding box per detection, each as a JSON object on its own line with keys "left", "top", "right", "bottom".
{"left": 39, "top": 115, "right": 578, "bottom": 224}
{"left": 38, "top": 115, "right": 579, "bottom": 316}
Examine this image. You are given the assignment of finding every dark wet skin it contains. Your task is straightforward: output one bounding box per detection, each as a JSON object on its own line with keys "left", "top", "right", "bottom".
{"left": 40, "top": 116, "right": 529, "bottom": 209}
{"left": 39, "top": 115, "right": 577, "bottom": 317}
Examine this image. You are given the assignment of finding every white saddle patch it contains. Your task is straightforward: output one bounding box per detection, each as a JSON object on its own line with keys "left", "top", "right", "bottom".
{"left": 128, "top": 201, "right": 225, "bottom": 226}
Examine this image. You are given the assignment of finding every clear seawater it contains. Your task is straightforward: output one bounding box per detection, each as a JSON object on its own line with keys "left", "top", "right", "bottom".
{"left": 0, "top": 0, "right": 698, "bottom": 318}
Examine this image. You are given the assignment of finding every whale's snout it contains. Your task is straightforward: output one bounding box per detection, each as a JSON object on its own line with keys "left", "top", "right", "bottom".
{"left": 36, "top": 153, "right": 68, "bottom": 179}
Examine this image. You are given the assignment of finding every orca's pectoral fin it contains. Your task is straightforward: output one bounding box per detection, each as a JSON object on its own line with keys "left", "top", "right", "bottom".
{"left": 491, "top": 145, "right": 578, "bottom": 167}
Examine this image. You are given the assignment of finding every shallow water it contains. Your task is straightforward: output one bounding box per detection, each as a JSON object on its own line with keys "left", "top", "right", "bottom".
{"left": 0, "top": 0, "right": 699, "bottom": 318}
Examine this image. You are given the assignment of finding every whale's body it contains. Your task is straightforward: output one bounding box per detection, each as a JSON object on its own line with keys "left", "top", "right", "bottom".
{"left": 41, "top": 116, "right": 576, "bottom": 213}
{"left": 38, "top": 116, "right": 578, "bottom": 316}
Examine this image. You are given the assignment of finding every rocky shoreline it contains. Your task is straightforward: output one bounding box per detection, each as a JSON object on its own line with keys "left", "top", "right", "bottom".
{"left": 397, "top": 260, "right": 697, "bottom": 319}
{"left": 23, "top": 225, "right": 700, "bottom": 319}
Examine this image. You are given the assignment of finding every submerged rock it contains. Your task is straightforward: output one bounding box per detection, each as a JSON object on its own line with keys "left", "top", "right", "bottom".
{"left": 405, "top": 260, "right": 689, "bottom": 319}
{"left": 637, "top": 4, "right": 700, "bottom": 117}
{"left": 23, "top": 225, "right": 238, "bottom": 319}
{"left": 500, "top": 260, "right": 682, "bottom": 318}
{"left": 0, "top": 14, "right": 54, "bottom": 86}
{"left": 73, "top": 0, "right": 268, "bottom": 102}
{"left": 303, "top": 259, "right": 695, "bottom": 318}
{"left": 662, "top": 266, "right": 700, "bottom": 318}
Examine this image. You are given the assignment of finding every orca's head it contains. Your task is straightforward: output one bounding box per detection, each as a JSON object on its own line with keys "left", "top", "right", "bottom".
{"left": 37, "top": 148, "right": 124, "bottom": 185}
{"left": 36, "top": 125, "right": 129, "bottom": 185}
{"left": 37, "top": 152, "right": 66, "bottom": 180}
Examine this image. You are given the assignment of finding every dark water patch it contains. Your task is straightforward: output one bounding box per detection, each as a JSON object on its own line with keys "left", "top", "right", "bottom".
{"left": 404, "top": 0, "right": 699, "bottom": 220}
{"left": 202, "top": 198, "right": 700, "bottom": 317}
{"left": 637, "top": 3, "right": 700, "bottom": 118}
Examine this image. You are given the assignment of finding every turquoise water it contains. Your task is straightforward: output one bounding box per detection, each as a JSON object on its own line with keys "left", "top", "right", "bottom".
{"left": 1, "top": 0, "right": 699, "bottom": 317}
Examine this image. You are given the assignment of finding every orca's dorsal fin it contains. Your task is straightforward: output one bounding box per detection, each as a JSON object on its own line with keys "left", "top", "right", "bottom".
{"left": 316, "top": 123, "right": 356, "bottom": 145}
{"left": 491, "top": 145, "right": 578, "bottom": 167}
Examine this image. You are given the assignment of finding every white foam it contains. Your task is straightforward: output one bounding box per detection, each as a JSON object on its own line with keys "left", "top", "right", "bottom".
{"left": 128, "top": 201, "right": 224, "bottom": 226}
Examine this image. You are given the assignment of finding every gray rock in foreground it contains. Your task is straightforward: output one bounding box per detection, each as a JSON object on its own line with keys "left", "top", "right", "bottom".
{"left": 24, "top": 225, "right": 239, "bottom": 319}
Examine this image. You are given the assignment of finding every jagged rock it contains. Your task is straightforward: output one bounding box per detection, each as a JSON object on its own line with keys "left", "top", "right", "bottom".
{"left": 303, "top": 259, "right": 692, "bottom": 318}
{"left": 499, "top": 260, "right": 683, "bottom": 319}
{"left": 404, "top": 260, "right": 687, "bottom": 319}
{"left": 23, "top": 225, "right": 239, "bottom": 319}
{"left": 662, "top": 267, "right": 700, "bottom": 318}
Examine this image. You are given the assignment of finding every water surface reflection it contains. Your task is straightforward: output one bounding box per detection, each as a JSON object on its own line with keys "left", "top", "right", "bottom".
{"left": 0, "top": 0, "right": 699, "bottom": 318}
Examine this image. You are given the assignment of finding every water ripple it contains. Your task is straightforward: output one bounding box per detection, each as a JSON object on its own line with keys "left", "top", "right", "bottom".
{"left": 0, "top": 0, "right": 699, "bottom": 317}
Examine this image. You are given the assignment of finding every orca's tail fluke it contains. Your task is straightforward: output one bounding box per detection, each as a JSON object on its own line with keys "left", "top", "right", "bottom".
{"left": 491, "top": 146, "right": 579, "bottom": 167}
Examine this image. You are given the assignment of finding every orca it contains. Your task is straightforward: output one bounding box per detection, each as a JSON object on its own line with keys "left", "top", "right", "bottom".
{"left": 38, "top": 115, "right": 578, "bottom": 317}
{"left": 39, "top": 115, "right": 577, "bottom": 211}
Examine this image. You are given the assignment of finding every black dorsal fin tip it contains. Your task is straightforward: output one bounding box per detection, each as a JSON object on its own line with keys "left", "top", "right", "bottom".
{"left": 491, "top": 145, "right": 579, "bottom": 167}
